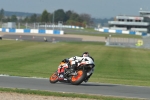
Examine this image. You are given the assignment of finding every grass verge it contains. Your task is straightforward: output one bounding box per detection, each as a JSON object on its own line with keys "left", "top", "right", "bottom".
{"left": 0, "top": 40, "right": 150, "bottom": 86}
{"left": 0, "top": 88, "right": 141, "bottom": 100}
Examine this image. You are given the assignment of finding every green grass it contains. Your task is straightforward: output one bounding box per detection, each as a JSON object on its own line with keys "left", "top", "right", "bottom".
{"left": 0, "top": 88, "right": 141, "bottom": 100}
{"left": 65, "top": 28, "right": 142, "bottom": 38}
{"left": 0, "top": 40, "right": 150, "bottom": 87}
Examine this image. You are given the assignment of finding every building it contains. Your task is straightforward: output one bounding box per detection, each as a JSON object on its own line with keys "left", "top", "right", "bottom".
{"left": 108, "top": 9, "right": 150, "bottom": 33}
{"left": 2, "top": 22, "right": 16, "bottom": 28}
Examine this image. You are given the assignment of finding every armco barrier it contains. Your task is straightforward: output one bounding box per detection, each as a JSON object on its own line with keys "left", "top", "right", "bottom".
{"left": 39, "top": 25, "right": 84, "bottom": 29}
{"left": 0, "top": 28, "right": 64, "bottom": 35}
{"left": 24, "top": 29, "right": 30, "bottom": 33}
{"left": 95, "top": 28, "right": 148, "bottom": 36}
{"left": 116, "top": 30, "right": 122, "bottom": 34}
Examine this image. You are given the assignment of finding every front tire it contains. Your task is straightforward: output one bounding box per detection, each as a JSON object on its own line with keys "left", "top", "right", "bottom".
{"left": 70, "top": 70, "right": 87, "bottom": 85}
{"left": 49, "top": 72, "right": 59, "bottom": 83}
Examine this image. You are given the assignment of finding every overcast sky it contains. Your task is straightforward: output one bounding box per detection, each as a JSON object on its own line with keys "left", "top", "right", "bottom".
{"left": 0, "top": 0, "right": 150, "bottom": 18}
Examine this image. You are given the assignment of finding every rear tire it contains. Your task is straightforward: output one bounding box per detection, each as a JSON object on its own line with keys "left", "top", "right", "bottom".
{"left": 49, "top": 72, "right": 59, "bottom": 83}
{"left": 70, "top": 70, "right": 87, "bottom": 85}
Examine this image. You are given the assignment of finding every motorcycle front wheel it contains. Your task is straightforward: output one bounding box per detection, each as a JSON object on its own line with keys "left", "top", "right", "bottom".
{"left": 70, "top": 70, "right": 87, "bottom": 85}
{"left": 49, "top": 72, "right": 59, "bottom": 83}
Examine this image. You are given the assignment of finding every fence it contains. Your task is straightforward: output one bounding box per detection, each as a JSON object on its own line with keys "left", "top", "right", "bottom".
{"left": 105, "top": 36, "right": 150, "bottom": 49}
{"left": 2, "top": 22, "right": 84, "bottom": 30}
{"left": 95, "top": 28, "right": 148, "bottom": 36}
{"left": 0, "top": 28, "right": 64, "bottom": 35}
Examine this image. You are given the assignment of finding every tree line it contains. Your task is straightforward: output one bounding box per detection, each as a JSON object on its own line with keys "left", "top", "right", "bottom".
{"left": 0, "top": 8, "right": 93, "bottom": 27}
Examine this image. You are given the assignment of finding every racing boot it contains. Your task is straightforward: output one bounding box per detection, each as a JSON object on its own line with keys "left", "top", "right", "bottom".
{"left": 84, "top": 73, "right": 93, "bottom": 82}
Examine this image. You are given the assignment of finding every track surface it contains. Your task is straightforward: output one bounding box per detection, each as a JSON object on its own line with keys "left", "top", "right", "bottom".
{"left": 0, "top": 32, "right": 105, "bottom": 42}
{"left": 0, "top": 76, "right": 150, "bottom": 99}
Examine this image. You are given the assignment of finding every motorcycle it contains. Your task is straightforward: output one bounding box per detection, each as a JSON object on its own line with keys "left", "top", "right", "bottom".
{"left": 49, "top": 57, "right": 95, "bottom": 85}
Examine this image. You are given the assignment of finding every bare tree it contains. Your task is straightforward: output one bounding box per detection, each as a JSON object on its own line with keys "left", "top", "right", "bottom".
{"left": 80, "top": 13, "right": 93, "bottom": 25}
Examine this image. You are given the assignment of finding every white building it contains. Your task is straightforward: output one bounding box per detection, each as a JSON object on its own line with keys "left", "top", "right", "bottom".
{"left": 2, "top": 22, "right": 16, "bottom": 28}
{"left": 108, "top": 9, "right": 150, "bottom": 33}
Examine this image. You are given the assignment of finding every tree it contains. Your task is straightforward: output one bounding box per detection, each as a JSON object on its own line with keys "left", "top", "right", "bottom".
{"left": 65, "top": 10, "right": 73, "bottom": 21}
{"left": 68, "top": 12, "right": 84, "bottom": 26}
{"left": 23, "top": 16, "right": 30, "bottom": 22}
{"left": 30, "top": 14, "right": 37, "bottom": 22}
{"left": 41, "top": 10, "right": 49, "bottom": 23}
{"left": 80, "top": 13, "right": 92, "bottom": 25}
{"left": 10, "top": 15, "right": 17, "bottom": 22}
{"left": 54, "top": 9, "right": 66, "bottom": 24}
{"left": 0, "top": 8, "right": 94, "bottom": 27}
{"left": 5, "top": 17, "right": 11, "bottom": 22}
{"left": 69, "top": 12, "right": 79, "bottom": 21}
{"left": 0, "top": 8, "right": 4, "bottom": 22}
{"left": 36, "top": 15, "right": 41, "bottom": 22}
{"left": 66, "top": 20, "right": 75, "bottom": 25}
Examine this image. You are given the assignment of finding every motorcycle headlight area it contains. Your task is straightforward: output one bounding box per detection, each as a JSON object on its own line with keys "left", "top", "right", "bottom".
{"left": 85, "top": 64, "right": 95, "bottom": 69}
{"left": 88, "top": 64, "right": 95, "bottom": 68}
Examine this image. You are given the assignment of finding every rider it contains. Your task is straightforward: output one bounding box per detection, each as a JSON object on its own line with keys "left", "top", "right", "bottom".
{"left": 82, "top": 52, "right": 94, "bottom": 61}
{"left": 62, "top": 52, "right": 94, "bottom": 82}
{"left": 81, "top": 52, "right": 95, "bottom": 82}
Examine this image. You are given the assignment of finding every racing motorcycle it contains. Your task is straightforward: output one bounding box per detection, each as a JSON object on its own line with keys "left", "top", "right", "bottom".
{"left": 49, "top": 57, "right": 95, "bottom": 85}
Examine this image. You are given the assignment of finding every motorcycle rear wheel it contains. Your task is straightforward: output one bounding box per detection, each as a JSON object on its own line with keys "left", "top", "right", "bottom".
{"left": 49, "top": 72, "right": 59, "bottom": 83}
{"left": 70, "top": 70, "right": 86, "bottom": 85}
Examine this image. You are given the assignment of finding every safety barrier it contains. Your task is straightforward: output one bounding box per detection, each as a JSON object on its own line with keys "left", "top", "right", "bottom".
{"left": 0, "top": 28, "right": 64, "bottom": 35}
{"left": 95, "top": 28, "right": 148, "bottom": 36}
{"left": 39, "top": 25, "right": 84, "bottom": 29}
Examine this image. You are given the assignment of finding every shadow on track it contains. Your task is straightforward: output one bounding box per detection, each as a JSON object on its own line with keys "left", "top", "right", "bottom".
{"left": 50, "top": 81, "right": 117, "bottom": 87}
{"left": 79, "top": 83, "right": 117, "bottom": 87}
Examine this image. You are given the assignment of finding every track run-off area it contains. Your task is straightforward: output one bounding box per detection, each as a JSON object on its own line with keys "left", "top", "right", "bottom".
{"left": 0, "top": 75, "right": 150, "bottom": 99}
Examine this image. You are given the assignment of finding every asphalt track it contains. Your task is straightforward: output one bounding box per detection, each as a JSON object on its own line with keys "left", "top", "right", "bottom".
{"left": 0, "top": 76, "right": 150, "bottom": 99}
{"left": 0, "top": 30, "right": 105, "bottom": 42}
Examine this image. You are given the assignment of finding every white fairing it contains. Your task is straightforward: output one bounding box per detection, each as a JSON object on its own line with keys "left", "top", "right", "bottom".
{"left": 81, "top": 57, "right": 94, "bottom": 64}
{"left": 69, "top": 56, "right": 94, "bottom": 64}
{"left": 69, "top": 56, "right": 95, "bottom": 77}
{"left": 80, "top": 57, "right": 95, "bottom": 76}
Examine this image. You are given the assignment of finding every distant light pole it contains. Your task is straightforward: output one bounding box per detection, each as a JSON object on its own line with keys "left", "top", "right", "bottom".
{"left": 58, "top": 21, "right": 63, "bottom": 30}
{"left": 26, "top": 22, "right": 28, "bottom": 29}
{"left": 52, "top": 10, "right": 55, "bottom": 30}
{"left": 1, "top": 17, "right": 3, "bottom": 28}
{"left": 18, "top": 22, "right": 20, "bottom": 29}
{"left": 1, "top": 18, "right": 2, "bottom": 28}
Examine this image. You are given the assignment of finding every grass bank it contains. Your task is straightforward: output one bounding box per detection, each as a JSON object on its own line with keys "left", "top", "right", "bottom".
{"left": 65, "top": 28, "right": 142, "bottom": 38}
{"left": 0, "top": 40, "right": 150, "bottom": 86}
{"left": 0, "top": 88, "right": 141, "bottom": 100}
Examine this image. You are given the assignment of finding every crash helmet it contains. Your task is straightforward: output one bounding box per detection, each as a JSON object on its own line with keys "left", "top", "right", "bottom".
{"left": 82, "top": 52, "right": 89, "bottom": 57}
